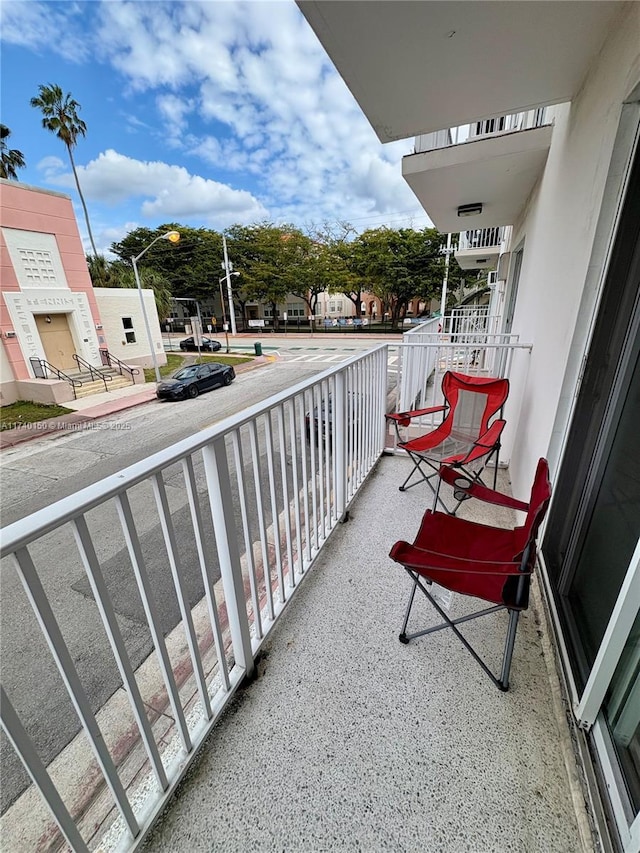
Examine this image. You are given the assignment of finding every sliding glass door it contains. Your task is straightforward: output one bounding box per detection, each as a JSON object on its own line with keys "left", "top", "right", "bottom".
{"left": 543, "top": 121, "right": 640, "bottom": 850}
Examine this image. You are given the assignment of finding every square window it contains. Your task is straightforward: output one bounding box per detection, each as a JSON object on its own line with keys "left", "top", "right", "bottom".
{"left": 125, "top": 331, "right": 136, "bottom": 344}
{"left": 122, "top": 317, "right": 134, "bottom": 330}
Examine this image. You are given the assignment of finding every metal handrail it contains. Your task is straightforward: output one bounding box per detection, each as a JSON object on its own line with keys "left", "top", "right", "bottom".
{"left": 29, "top": 357, "right": 83, "bottom": 400}
{"left": 99, "top": 349, "right": 139, "bottom": 383}
{"left": 72, "top": 354, "right": 112, "bottom": 392}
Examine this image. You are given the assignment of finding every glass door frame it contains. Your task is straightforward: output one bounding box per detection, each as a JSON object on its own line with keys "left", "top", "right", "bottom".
{"left": 577, "top": 537, "right": 640, "bottom": 852}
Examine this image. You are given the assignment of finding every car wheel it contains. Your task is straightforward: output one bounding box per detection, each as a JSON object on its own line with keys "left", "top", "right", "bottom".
{"left": 223, "top": 373, "right": 232, "bottom": 386}
{"left": 187, "top": 384, "right": 199, "bottom": 399}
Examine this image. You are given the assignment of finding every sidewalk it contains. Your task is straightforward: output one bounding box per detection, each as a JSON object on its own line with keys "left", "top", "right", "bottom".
{"left": 0, "top": 357, "right": 270, "bottom": 450}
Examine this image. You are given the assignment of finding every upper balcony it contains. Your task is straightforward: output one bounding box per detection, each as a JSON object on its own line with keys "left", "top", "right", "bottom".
{"left": 455, "top": 226, "right": 505, "bottom": 271}
{"left": 402, "top": 111, "right": 553, "bottom": 233}
{"left": 298, "top": 1, "right": 623, "bottom": 143}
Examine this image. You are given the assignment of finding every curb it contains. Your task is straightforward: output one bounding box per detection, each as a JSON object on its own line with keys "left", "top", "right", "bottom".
{"left": 0, "top": 358, "right": 270, "bottom": 450}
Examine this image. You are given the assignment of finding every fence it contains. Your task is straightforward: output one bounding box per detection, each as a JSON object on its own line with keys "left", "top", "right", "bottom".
{"left": 442, "top": 307, "right": 502, "bottom": 337}
{"left": 390, "top": 332, "right": 532, "bottom": 465}
{"left": 457, "top": 228, "right": 504, "bottom": 251}
{"left": 0, "top": 347, "right": 388, "bottom": 852}
{"left": 414, "top": 107, "right": 549, "bottom": 153}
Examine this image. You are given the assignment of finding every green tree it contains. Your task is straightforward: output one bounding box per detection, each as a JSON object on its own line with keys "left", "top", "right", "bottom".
{"left": 0, "top": 125, "right": 26, "bottom": 180}
{"left": 88, "top": 254, "right": 173, "bottom": 321}
{"left": 111, "top": 224, "right": 223, "bottom": 302}
{"left": 352, "top": 227, "right": 445, "bottom": 329}
{"left": 30, "top": 84, "right": 98, "bottom": 256}
{"left": 226, "top": 223, "right": 310, "bottom": 331}
{"left": 293, "top": 222, "right": 356, "bottom": 318}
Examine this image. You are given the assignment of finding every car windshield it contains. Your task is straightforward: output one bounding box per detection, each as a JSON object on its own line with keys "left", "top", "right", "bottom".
{"left": 173, "top": 366, "right": 199, "bottom": 379}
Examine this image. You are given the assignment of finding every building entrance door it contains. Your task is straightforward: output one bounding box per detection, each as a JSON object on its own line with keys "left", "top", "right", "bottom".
{"left": 35, "top": 314, "right": 76, "bottom": 371}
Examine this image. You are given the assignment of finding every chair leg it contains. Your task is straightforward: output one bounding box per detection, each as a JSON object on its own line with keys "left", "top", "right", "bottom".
{"left": 431, "top": 474, "right": 458, "bottom": 514}
{"left": 400, "top": 570, "right": 519, "bottom": 691}
{"left": 499, "top": 609, "right": 520, "bottom": 691}
{"left": 399, "top": 456, "right": 438, "bottom": 492}
{"left": 399, "top": 572, "right": 420, "bottom": 643}
{"left": 492, "top": 444, "right": 501, "bottom": 491}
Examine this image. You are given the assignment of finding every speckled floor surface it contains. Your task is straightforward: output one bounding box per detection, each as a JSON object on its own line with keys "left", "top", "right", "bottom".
{"left": 144, "top": 455, "right": 586, "bottom": 853}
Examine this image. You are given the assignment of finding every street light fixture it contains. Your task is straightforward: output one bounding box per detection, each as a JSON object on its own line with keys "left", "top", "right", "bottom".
{"left": 219, "top": 272, "right": 239, "bottom": 353}
{"left": 132, "top": 230, "right": 180, "bottom": 383}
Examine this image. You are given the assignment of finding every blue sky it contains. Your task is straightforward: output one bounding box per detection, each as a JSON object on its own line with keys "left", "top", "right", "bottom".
{"left": 1, "top": 0, "right": 431, "bottom": 256}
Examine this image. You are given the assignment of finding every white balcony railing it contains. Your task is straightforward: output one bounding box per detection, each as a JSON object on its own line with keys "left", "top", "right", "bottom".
{"left": 457, "top": 227, "right": 504, "bottom": 251}
{"left": 443, "top": 307, "right": 502, "bottom": 337}
{"left": 391, "top": 329, "right": 532, "bottom": 466}
{"left": 414, "top": 108, "right": 549, "bottom": 154}
{"left": 0, "top": 348, "right": 388, "bottom": 852}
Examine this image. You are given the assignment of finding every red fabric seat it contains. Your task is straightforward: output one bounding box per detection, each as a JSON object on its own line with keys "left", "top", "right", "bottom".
{"left": 389, "top": 458, "right": 552, "bottom": 691}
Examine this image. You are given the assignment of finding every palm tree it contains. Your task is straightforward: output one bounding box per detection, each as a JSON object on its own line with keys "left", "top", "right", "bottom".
{"left": 0, "top": 124, "right": 26, "bottom": 180}
{"left": 30, "top": 83, "right": 98, "bottom": 257}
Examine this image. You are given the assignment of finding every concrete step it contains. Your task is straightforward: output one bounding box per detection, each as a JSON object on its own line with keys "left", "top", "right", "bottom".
{"left": 73, "top": 375, "right": 135, "bottom": 399}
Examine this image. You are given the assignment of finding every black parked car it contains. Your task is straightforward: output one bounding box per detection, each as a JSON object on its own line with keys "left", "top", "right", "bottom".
{"left": 156, "top": 363, "right": 235, "bottom": 401}
{"left": 179, "top": 336, "right": 222, "bottom": 352}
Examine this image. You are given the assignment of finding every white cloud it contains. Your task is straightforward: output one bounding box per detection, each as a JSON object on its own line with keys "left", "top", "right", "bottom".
{"left": 13, "top": 1, "right": 428, "bottom": 235}
{"left": 0, "top": 1, "right": 91, "bottom": 62}
{"left": 45, "top": 149, "right": 268, "bottom": 227}
{"left": 92, "top": 1, "right": 425, "bottom": 230}
{"left": 37, "top": 156, "right": 67, "bottom": 181}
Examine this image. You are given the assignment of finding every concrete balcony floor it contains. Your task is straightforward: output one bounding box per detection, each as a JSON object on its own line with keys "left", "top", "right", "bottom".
{"left": 144, "top": 454, "right": 589, "bottom": 853}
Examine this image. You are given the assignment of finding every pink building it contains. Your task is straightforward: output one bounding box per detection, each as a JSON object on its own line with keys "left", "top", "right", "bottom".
{"left": 0, "top": 180, "right": 103, "bottom": 404}
{"left": 0, "top": 179, "right": 162, "bottom": 405}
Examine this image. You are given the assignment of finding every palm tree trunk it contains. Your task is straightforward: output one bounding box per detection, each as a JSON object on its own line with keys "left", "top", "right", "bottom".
{"left": 66, "top": 143, "right": 98, "bottom": 257}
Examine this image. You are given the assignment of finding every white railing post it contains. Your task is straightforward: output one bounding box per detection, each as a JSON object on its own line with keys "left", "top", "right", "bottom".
{"left": 202, "top": 437, "right": 255, "bottom": 679}
{"left": 335, "top": 371, "right": 348, "bottom": 520}
{"left": 0, "top": 686, "right": 91, "bottom": 853}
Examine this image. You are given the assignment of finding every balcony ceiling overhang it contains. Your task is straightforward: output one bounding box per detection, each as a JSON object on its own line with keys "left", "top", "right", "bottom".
{"left": 402, "top": 125, "right": 553, "bottom": 232}
{"left": 454, "top": 247, "right": 501, "bottom": 272}
{"left": 298, "top": 1, "right": 624, "bottom": 143}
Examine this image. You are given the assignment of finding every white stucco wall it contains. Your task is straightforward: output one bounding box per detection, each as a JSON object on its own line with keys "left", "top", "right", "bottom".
{"left": 504, "top": 1, "right": 640, "bottom": 499}
{"left": 2, "top": 228, "right": 102, "bottom": 370}
{"left": 93, "top": 288, "right": 167, "bottom": 368}
{"left": 0, "top": 339, "right": 17, "bottom": 405}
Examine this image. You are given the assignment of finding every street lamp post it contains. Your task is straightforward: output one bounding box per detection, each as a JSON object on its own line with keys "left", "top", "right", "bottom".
{"left": 439, "top": 233, "right": 454, "bottom": 333}
{"left": 132, "top": 230, "right": 180, "bottom": 382}
{"left": 222, "top": 235, "right": 237, "bottom": 336}
{"left": 219, "top": 273, "right": 239, "bottom": 353}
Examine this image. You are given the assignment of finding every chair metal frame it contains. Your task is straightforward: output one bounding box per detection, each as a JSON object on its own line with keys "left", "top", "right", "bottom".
{"left": 389, "top": 459, "right": 552, "bottom": 691}
{"left": 386, "top": 371, "right": 509, "bottom": 514}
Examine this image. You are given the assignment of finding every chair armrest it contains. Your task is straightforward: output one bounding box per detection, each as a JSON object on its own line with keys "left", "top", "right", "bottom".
{"left": 457, "top": 419, "right": 506, "bottom": 465}
{"left": 389, "top": 541, "right": 527, "bottom": 576}
{"left": 386, "top": 405, "right": 447, "bottom": 428}
{"left": 439, "top": 464, "right": 529, "bottom": 513}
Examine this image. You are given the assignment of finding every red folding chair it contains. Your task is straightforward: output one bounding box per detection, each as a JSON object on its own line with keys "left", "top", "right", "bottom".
{"left": 389, "top": 459, "right": 552, "bottom": 691}
{"left": 386, "top": 371, "right": 509, "bottom": 514}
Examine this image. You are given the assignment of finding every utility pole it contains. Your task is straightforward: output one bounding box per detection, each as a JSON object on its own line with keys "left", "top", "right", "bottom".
{"left": 440, "top": 233, "right": 454, "bottom": 332}
{"left": 222, "top": 235, "right": 237, "bottom": 336}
